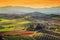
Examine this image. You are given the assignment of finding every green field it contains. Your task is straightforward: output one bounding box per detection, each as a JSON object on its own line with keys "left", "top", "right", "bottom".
{"left": 0, "top": 18, "right": 60, "bottom": 40}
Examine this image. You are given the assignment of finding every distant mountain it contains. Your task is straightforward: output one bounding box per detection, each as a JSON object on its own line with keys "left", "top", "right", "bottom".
{"left": 0, "top": 6, "right": 60, "bottom": 14}
{"left": 36, "top": 6, "right": 60, "bottom": 14}
{"left": 25, "top": 12, "right": 60, "bottom": 21}
{"left": 24, "top": 12, "right": 46, "bottom": 17}
{"left": 0, "top": 12, "right": 46, "bottom": 19}
{"left": 0, "top": 6, "right": 36, "bottom": 14}
{"left": 0, "top": 12, "right": 60, "bottom": 21}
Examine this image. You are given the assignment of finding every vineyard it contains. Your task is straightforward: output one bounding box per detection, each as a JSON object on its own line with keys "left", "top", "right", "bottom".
{"left": 0, "top": 17, "right": 60, "bottom": 40}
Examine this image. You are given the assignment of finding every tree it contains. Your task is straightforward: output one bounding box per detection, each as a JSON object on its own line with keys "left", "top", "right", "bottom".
{"left": 27, "top": 24, "right": 34, "bottom": 31}
{"left": 34, "top": 24, "right": 42, "bottom": 31}
{"left": 0, "top": 34, "right": 4, "bottom": 40}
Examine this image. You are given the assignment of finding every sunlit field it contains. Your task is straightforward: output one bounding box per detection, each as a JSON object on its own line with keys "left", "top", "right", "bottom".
{"left": 0, "top": 19, "right": 60, "bottom": 40}
{"left": 0, "top": 18, "right": 31, "bottom": 32}
{"left": 0, "top": 14, "right": 60, "bottom": 40}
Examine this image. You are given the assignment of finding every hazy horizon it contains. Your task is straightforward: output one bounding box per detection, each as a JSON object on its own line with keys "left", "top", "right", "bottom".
{"left": 0, "top": 6, "right": 60, "bottom": 14}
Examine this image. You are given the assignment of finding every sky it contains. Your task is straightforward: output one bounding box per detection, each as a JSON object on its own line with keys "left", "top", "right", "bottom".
{"left": 0, "top": 0, "right": 60, "bottom": 8}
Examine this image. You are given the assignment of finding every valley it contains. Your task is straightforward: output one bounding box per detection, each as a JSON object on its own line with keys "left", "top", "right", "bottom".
{"left": 0, "top": 12, "right": 60, "bottom": 40}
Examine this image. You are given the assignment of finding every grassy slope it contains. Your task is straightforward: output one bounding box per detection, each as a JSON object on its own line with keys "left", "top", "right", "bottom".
{"left": 0, "top": 18, "right": 31, "bottom": 32}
